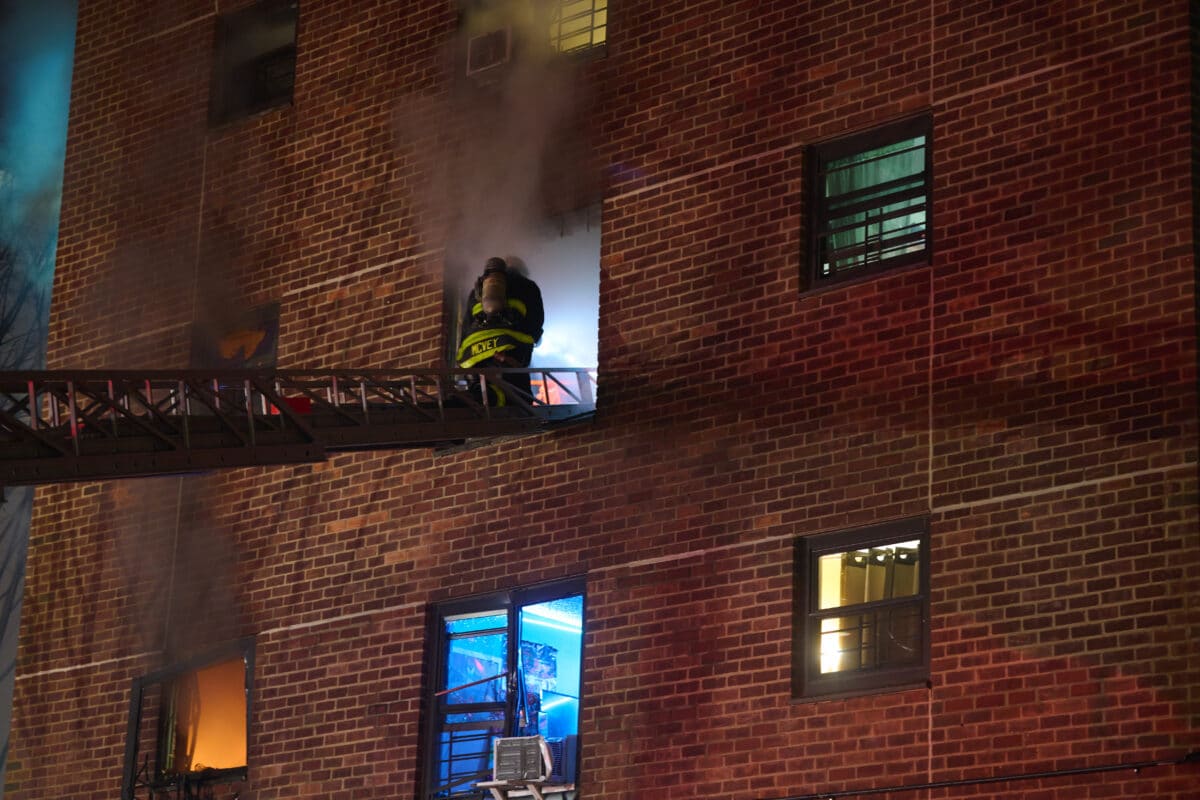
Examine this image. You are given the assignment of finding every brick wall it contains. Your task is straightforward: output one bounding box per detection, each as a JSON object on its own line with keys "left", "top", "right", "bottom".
{"left": 10, "top": 1, "right": 1197, "bottom": 799}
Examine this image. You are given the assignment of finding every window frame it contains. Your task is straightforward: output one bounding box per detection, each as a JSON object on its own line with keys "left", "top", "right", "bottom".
{"left": 121, "top": 637, "right": 255, "bottom": 800}
{"left": 792, "top": 517, "right": 930, "bottom": 700}
{"left": 208, "top": 0, "right": 299, "bottom": 127}
{"left": 805, "top": 114, "right": 933, "bottom": 289}
{"left": 549, "top": 0, "right": 608, "bottom": 57}
{"left": 420, "top": 576, "right": 585, "bottom": 800}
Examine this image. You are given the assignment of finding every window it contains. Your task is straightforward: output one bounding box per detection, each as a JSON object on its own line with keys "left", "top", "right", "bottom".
{"left": 806, "top": 115, "right": 932, "bottom": 287}
{"left": 209, "top": 0, "right": 298, "bottom": 126}
{"left": 422, "top": 578, "right": 583, "bottom": 800}
{"left": 550, "top": 0, "right": 607, "bottom": 54}
{"left": 461, "top": 0, "right": 605, "bottom": 75}
{"left": 793, "top": 518, "right": 929, "bottom": 699}
{"left": 121, "top": 639, "right": 254, "bottom": 800}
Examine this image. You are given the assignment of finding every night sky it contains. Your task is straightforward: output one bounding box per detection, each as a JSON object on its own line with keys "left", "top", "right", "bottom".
{"left": 0, "top": 0, "right": 75, "bottom": 791}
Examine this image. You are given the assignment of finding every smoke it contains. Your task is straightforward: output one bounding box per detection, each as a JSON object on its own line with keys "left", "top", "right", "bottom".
{"left": 109, "top": 477, "right": 245, "bottom": 662}
{"left": 394, "top": 0, "right": 599, "bottom": 289}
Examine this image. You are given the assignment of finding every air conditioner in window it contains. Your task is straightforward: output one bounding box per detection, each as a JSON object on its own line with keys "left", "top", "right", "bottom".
{"left": 466, "top": 27, "right": 511, "bottom": 76}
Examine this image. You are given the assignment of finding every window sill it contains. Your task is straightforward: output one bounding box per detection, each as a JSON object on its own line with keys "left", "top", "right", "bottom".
{"left": 792, "top": 676, "right": 931, "bottom": 704}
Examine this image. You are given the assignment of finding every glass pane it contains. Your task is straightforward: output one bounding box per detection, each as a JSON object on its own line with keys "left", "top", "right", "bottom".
{"left": 818, "top": 601, "right": 923, "bottom": 674}
{"left": 160, "top": 656, "right": 247, "bottom": 775}
{"left": 551, "top": 0, "right": 604, "bottom": 52}
{"left": 444, "top": 612, "right": 508, "bottom": 705}
{"left": 817, "top": 540, "right": 920, "bottom": 610}
{"left": 518, "top": 594, "right": 582, "bottom": 782}
{"left": 820, "top": 135, "right": 927, "bottom": 274}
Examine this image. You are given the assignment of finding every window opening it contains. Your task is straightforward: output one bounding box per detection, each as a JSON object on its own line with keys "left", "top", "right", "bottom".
{"left": 807, "top": 115, "right": 932, "bottom": 286}
{"left": 794, "top": 519, "right": 929, "bottom": 698}
{"left": 122, "top": 639, "right": 254, "bottom": 800}
{"left": 550, "top": 0, "right": 607, "bottom": 54}
{"left": 209, "top": 0, "right": 298, "bottom": 126}
{"left": 425, "top": 581, "right": 583, "bottom": 800}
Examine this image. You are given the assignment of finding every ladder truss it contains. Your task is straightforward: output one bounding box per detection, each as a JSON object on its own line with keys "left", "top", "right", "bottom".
{"left": 0, "top": 368, "right": 595, "bottom": 486}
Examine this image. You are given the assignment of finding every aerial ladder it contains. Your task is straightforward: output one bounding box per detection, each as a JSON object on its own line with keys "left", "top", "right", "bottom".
{"left": 0, "top": 367, "right": 595, "bottom": 486}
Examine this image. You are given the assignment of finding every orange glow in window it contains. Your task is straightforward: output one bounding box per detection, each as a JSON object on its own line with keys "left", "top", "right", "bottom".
{"left": 166, "top": 657, "right": 247, "bottom": 773}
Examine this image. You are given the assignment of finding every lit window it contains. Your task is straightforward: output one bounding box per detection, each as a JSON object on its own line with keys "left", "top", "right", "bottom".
{"left": 209, "top": 0, "right": 298, "bottom": 126}
{"left": 550, "top": 0, "right": 606, "bottom": 54}
{"left": 793, "top": 519, "right": 929, "bottom": 698}
{"left": 462, "top": 0, "right": 605, "bottom": 70}
{"left": 422, "top": 579, "right": 583, "bottom": 800}
{"left": 806, "top": 115, "right": 932, "bottom": 287}
{"left": 121, "top": 639, "right": 254, "bottom": 800}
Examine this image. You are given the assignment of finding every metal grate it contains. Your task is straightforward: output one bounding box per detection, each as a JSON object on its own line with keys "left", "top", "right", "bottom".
{"left": 551, "top": 0, "right": 607, "bottom": 53}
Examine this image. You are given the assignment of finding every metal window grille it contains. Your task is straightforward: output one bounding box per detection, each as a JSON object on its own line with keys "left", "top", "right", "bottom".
{"left": 551, "top": 0, "right": 607, "bottom": 53}
{"left": 808, "top": 115, "right": 932, "bottom": 286}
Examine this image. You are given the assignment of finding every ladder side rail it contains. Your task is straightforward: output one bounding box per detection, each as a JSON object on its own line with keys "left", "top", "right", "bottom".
{"left": 26, "top": 379, "right": 37, "bottom": 431}
{"left": 66, "top": 380, "right": 81, "bottom": 455}
{"left": 243, "top": 378, "right": 256, "bottom": 448}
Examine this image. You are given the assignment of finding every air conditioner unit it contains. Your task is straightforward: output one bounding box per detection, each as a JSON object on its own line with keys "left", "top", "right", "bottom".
{"left": 546, "top": 734, "right": 578, "bottom": 784}
{"left": 493, "top": 736, "right": 548, "bottom": 782}
{"left": 466, "top": 27, "right": 511, "bottom": 76}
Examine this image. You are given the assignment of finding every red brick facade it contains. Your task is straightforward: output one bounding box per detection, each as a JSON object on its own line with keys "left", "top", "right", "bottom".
{"left": 8, "top": 1, "right": 1198, "bottom": 799}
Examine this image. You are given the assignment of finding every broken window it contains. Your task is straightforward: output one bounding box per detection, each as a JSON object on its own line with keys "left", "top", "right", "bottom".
{"left": 793, "top": 519, "right": 929, "bottom": 698}
{"left": 121, "top": 639, "right": 254, "bottom": 800}
{"left": 445, "top": 205, "right": 601, "bottom": 404}
{"left": 209, "top": 0, "right": 298, "bottom": 126}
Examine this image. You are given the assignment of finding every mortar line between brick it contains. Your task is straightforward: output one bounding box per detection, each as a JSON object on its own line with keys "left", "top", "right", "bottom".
{"left": 259, "top": 600, "right": 425, "bottom": 638}
{"left": 926, "top": 4, "right": 935, "bottom": 779}
{"left": 607, "top": 141, "right": 799, "bottom": 203}
{"left": 609, "top": 31, "right": 1171, "bottom": 209}
{"left": 15, "top": 651, "right": 157, "bottom": 682}
{"left": 51, "top": 248, "right": 447, "bottom": 363}
{"left": 936, "top": 30, "right": 1170, "bottom": 107}
{"left": 599, "top": 463, "right": 1195, "bottom": 574}
{"left": 73, "top": 16, "right": 211, "bottom": 71}
{"left": 279, "top": 248, "right": 445, "bottom": 298}
{"left": 21, "top": 462, "right": 1193, "bottom": 680}
{"left": 928, "top": 463, "right": 1193, "bottom": 514}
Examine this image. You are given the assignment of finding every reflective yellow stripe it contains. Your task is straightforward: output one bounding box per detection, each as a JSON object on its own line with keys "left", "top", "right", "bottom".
{"left": 458, "top": 342, "right": 515, "bottom": 368}
{"left": 470, "top": 298, "right": 527, "bottom": 317}
{"left": 457, "top": 327, "right": 535, "bottom": 354}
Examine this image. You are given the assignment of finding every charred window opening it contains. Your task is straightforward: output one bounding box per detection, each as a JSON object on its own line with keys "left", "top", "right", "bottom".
{"left": 209, "top": 0, "right": 298, "bottom": 126}
{"left": 793, "top": 518, "right": 930, "bottom": 699}
{"left": 806, "top": 114, "right": 932, "bottom": 288}
{"left": 121, "top": 639, "right": 254, "bottom": 800}
{"left": 444, "top": 204, "right": 601, "bottom": 404}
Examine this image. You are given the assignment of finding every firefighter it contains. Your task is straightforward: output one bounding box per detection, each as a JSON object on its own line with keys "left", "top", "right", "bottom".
{"left": 455, "top": 256, "right": 544, "bottom": 406}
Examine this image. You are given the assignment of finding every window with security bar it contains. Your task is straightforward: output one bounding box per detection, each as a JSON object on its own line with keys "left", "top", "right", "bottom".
{"left": 793, "top": 518, "right": 929, "bottom": 699}
{"left": 550, "top": 0, "right": 607, "bottom": 54}
{"left": 422, "top": 578, "right": 584, "bottom": 799}
{"left": 806, "top": 114, "right": 932, "bottom": 287}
